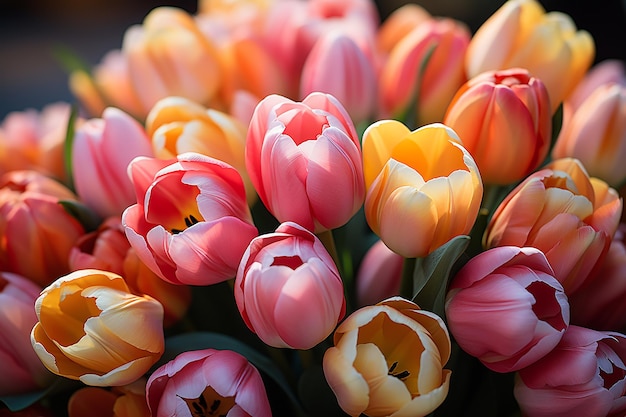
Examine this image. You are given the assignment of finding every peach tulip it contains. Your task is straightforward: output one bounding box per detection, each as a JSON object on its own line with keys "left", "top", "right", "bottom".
{"left": 443, "top": 68, "right": 552, "bottom": 185}
{"left": 375, "top": 3, "right": 431, "bottom": 55}
{"left": 145, "top": 96, "right": 256, "bottom": 203}
{"left": 323, "top": 297, "right": 451, "bottom": 417}
{"left": 0, "top": 102, "right": 75, "bottom": 183}
{"left": 445, "top": 246, "right": 569, "bottom": 373}
{"left": 68, "top": 379, "right": 150, "bottom": 417}
{"left": 72, "top": 107, "right": 154, "bottom": 218}
{"left": 0, "top": 272, "right": 53, "bottom": 396}
{"left": 69, "top": 217, "right": 191, "bottom": 327}
{"left": 234, "top": 222, "right": 345, "bottom": 349}
{"left": 146, "top": 349, "right": 271, "bottom": 417}
{"left": 245, "top": 92, "right": 365, "bottom": 233}
{"left": 30, "top": 269, "right": 164, "bottom": 387}
{"left": 514, "top": 325, "right": 626, "bottom": 417}
{"left": 362, "top": 121, "right": 483, "bottom": 258}
{"left": 379, "top": 17, "right": 470, "bottom": 126}
{"left": 466, "top": 0, "right": 594, "bottom": 111}
{"left": 356, "top": 239, "right": 403, "bottom": 307}
{"left": 484, "top": 158, "right": 622, "bottom": 295}
{"left": 0, "top": 170, "right": 85, "bottom": 286}
{"left": 122, "top": 152, "right": 258, "bottom": 286}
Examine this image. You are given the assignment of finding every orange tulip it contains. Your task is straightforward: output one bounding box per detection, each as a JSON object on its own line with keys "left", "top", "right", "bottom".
{"left": 68, "top": 379, "right": 150, "bottom": 417}
{"left": 362, "top": 121, "right": 482, "bottom": 258}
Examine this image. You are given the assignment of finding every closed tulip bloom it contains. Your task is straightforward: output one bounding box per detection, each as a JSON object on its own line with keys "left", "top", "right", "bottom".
{"left": 0, "top": 170, "right": 85, "bottom": 286}
{"left": 0, "top": 272, "right": 53, "bottom": 396}
{"left": 443, "top": 68, "right": 552, "bottom": 185}
{"left": 323, "top": 297, "right": 451, "bottom": 417}
{"left": 514, "top": 325, "right": 626, "bottom": 417}
{"left": 445, "top": 246, "right": 569, "bottom": 373}
{"left": 245, "top": 92, "right": 364, "bottom": 233}
{"left": 73, "top": 107, "right": 154, "bottom": 218}
{"left": 300, "top": 31, "right": 377, "bottom": 123}
{"left": 122, "top": 152, "right": 258, "bottom": 286}
{"left": 356, "top": 239, "right": 403, "bottom": 307}
{"left": 376, "top": 4, "right": 431, "bottom": 55}
{"left": 484, "top": 158, "right": 622, "bottom": 295}
{"left": 362, "top": 121, "right": 482, "bottom": 258}
{"left": 379, "top": 17, "right": 470, "bottom": 126}
{"left": 145, "top": 96, "right": 255, "bottom": 203}
{"left": 146, "top": 349, "right": 271, "bottom": 417}
{"left": 69, "top": 217, "right": 191, "bottom": 327}
{"left": 235, "top": 222, "right": 345, "bottom": 349}
{"left": 68, "top": 379, "right": 150, "bottom": 417}
{"left": 30, "top": 269, "right": 164, "bottom": 387}
{"left": 466, "top": 0, "right": 594, "bottom": 111}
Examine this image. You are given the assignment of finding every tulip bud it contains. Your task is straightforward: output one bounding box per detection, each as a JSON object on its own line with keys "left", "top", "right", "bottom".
{"left": 443, "top": 68, "right": 552, "bottom": 185}
{"left": 146, "top": 349, "right": 271, "bottom": 417}
{"left": 376, "top": 3, "right": 431, "bottom": 55}
{"left": 122, "top": 152, "right": 258, "bottom": 285}
{"left": 31, "top": 269, "right": 164, "bottom": 386}
{"left": 362, "top": 121, "right": 483, "bottom": 258}
{"left": 356, "top": 239, "right": 403, "bottom": 307}
{"left": 323, "top": 297, "right": 451, "bottom": 417}
{"left": 245, "top": 92, "right": 365, "bottom": 233}
{"left": 445, "top": 246, "right": 569, "bottom": 372}
{"left": 0, "top": 272, "right": 53, "bottom": 396}
{"left": 234, "top": 222, "right": 345, "bottom": 349}
{"left": 72, "top": 107, "right": 154, "bottom": 218}
{"left": 514, "top": 325, "right": 626, "bottom": 417}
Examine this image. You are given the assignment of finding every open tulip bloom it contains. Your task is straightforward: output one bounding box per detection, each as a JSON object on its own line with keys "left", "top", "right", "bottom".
{"left": 4, "top": 0, "right": 626, "bottom": 416}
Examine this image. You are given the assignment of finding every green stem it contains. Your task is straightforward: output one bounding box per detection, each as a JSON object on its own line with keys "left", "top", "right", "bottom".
{"left": 400, "top": 257, "right": 417, "bottom": 299}
{"left": 316, "top": 229, "right": 341, "bottom": 273}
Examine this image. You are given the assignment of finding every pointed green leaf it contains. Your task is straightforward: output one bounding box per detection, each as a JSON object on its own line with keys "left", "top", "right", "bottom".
{"left": 63, "top": 105, "right": 78, "bottom": 191}
{"left": 58, "top": 199, "right": 102, "bottom": 232}
{"left": 411, "top": 235, "right": 470, "bottom": 317}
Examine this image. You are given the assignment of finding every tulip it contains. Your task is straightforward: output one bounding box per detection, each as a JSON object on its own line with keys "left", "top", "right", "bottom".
{"left": 565, "top": 59, "right": 626, "bottom": 113}
{"left": 300, "top": 30, "right": 377, "bottom": 123}
{"left": 69, "top": 217, "right": 191, "bottom": 327}
{"left": 443, "top": 68, "right": 552, "bottom": 185}
{"left": 146, "top": 349, "right": 271, "bottom": 417}
{"left": 551, "top": 82, "right": 626, "bottom": 188}
{"left": 245, "top": 92, "right": 365, "bottom": 233}
{"left": 466, "top": 0, "right": 594, "bottom": 111}
{"left": 376, "top": 3, "right": 431, "bottom": 55}
{"left": 0, "top": 170, "right": 85, "bottom": 286}
{"left": 0, "top": 272, "right": 53, "bottom": 396}
{"left": 68, "top": 379, "right": 150, "bottom": 417}
{"left": 323, "top": 297, "right": 451, "bottom": 417}
{"left": 122, "top": 152, "right": 258, "bottom": 286}
{"left": 0, "top": 102, "right": 75, "bottom": 183}
{"left": 484, "top": 158, "right": 622, "bottom": 295}
{"left": 514, "top": 325, "right": 626, "bottom": 417}
{"left": 30, "top": 269, "right": 164, "bottom": 386}
{"left": 144, "top": 96, "right": 256, "bottom": 203}
{"left": 72, "top": 107, "right": 154, "bottom": 218}
{"left": 234, "top": 222, "right": 345, "bottom": 349}
{"left": 445, "top": 246, "right": 569, "bottom": 372}
{"left": 356, "top": 239, "right": 403, "bottom": 307}
{"left": 362, "top": 121, "right": 483, "bottom": 258}
{"left": 379, "top": 17, "right": 470, "bottom": 126}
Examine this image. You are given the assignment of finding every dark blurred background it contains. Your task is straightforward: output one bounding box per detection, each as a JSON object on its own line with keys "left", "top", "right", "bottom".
{"left": 1, "top": 0, "right": 625, "bottom": 119}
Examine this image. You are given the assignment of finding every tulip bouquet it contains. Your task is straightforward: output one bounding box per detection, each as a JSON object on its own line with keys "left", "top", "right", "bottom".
{"left": 1, "top": 0, "right": 626, "bottom": 416}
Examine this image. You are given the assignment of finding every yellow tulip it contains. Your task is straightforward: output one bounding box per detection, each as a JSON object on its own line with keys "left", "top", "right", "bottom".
{"left": 323, "top": 297, "right": 451, "bottom": 417}
{"left": 362, "top": 121, "right": 482, "bottom": 258}
{"left": 31, "top": 269, "right": 164, "bottom": 387}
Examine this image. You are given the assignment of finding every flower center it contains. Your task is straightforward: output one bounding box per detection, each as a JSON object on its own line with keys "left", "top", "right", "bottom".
{"left": 171, "top": 213, "right": 202, "bottom": 234}
{"left": 388, "top": 361, "right": 410, "bottom": 380}
{"left": 180, "top": 386, "right": 236, "bottom": 417}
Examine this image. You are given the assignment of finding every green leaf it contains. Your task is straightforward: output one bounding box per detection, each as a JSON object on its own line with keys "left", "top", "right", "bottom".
{"left": 411, "top": 235, "right": 470, "bottom": 317}
{"left": 0, "top": 377, "right": 78, "bottom": 412}
{"left": 52, "top": 44, "right": 92, "bottom": 75}
{"left": 63, "top": 105, "right": 78, "bottom": 191}
{"left": 58, "top": 199, "right": 102, "bottom": 232}
{"left": 160, "top": 332, "right": 308, "bottom": 417}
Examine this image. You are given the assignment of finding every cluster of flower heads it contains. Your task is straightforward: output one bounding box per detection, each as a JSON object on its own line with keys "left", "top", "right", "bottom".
{"left": 1, "top": 0, "right": 626, "bottom": 416}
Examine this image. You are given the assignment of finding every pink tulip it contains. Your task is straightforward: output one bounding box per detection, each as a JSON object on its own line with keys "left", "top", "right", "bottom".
{"left": 0, "top": 272, "right": 53, "bottom": 396}
{"left": 122, "top": 152, "right": 258, "bottom": 286}
{"left": 0, "top": 170, "right": 85, "bottom": 287}
{"left": 445, "top": 246, "right": 569, "bottom": 373}
{"left": 234, "top": 222, "right": 345, "bottom": 349}
{"left": 245, "top": 92, "right": 364, "bottom": 233}
{"left": 73, "top": 107, "right": 154, "bottom": 218}
{"left": 514, "top": 325, "right": 626, "bottom": 417}
{"left": 300, "top": 30, "right": 377, "bottom": 123}
{"left": 146, "top": 349, "right": 271, "bottom": 417}
{"left": 356, "top": 239, "right": 403, "bottom": 307}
